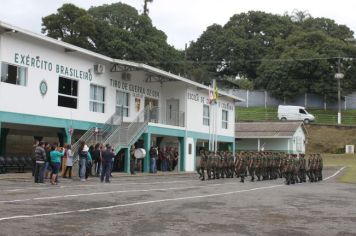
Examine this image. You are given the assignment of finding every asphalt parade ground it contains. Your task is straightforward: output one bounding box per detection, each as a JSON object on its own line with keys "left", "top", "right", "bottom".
{"left": 0, "top": 167, "right": 355, "bottom": 236}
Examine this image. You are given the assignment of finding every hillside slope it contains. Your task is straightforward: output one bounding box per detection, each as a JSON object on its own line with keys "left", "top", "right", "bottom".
{"left": 306, "top": 124, "right": 356, "bottom": 153}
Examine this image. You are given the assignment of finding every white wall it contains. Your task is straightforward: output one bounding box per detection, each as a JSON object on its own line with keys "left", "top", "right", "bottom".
{"left": 186, "top": 88, "right": 235, "bottom": 138}
{"left": 292, "top": 126, "right": 306, "bottom": 154}
{"left": 0, "top": 33, "right": 161, "bottom": 125}
{"left": 160, "top": 81, "right": 187, "bottom": 123}
{"left": 185, "top": 137, "right": 195, "bottom": 171}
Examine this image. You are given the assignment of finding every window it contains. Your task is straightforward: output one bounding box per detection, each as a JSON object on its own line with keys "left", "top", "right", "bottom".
{"left": 116, "top": 91, "right": 129, "bottom": 117}
{"left": 58, "top": 77, "right": 78, "bottom": 109}
{"left": 90, "top": 84, "right": 105, "bottom": 113}
{"left": 203, "top": 105, "right": 210, "bottom": 126}
{"left": 222, "top": 110, "right": 228, "bottom": 129}
{"left": 1, "top": 62, "right": 27, "bottom": 86}
{"left": 299, "top": 109, "right": 306, "bottom": 114}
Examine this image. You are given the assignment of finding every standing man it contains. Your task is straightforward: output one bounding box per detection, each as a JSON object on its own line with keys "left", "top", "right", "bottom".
{"left": 34, "top": 141, "right": 46, "bottom": 183}
{"left": 78, "top": 143, "right": 88, "bottom": 182}
{"left": 93, "top": 143, "right": 102, "bottom": 177}
{"left": 130, "top": 145, "right": 136, "bottom": 175}
{"left": 101, "top": 145, "right": 114, "bottom": 183}
{"left": 149, "top": 146, "right": 158, "bottom": 173}
{"left": 31, "top": 140, "right": 39, "bottom": 177}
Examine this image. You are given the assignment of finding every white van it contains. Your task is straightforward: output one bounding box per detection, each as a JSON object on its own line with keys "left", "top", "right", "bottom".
{"left": 278, "top": 105, "right": 315, "bottom": 123}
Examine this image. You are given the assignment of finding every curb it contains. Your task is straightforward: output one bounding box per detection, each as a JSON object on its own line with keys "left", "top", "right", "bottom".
{"left": 0, "top": 171, "right": 196, "bottom": 181}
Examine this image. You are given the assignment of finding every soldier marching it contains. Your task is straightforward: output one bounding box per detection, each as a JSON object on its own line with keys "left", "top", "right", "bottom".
{"left": 197, "top": 150, "right": 323, "bottom": 185}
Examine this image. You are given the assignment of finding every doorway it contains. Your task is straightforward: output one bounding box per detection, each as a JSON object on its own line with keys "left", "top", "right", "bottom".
{"left": 144, "top": 98, "right": 159, "bottom": 123}
{"left": 166, "top": 99, "right": 179, "bottom": 126}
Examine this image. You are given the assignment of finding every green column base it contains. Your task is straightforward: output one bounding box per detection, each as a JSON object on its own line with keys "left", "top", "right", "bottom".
{"left": 179, "top": 137, "right": 185, "bottom": 172}
{"left": 143, "top": 133, "right": 151, "bottom": 173}
{"left": 124, "top": 148, "right": 130, "bottom": 174}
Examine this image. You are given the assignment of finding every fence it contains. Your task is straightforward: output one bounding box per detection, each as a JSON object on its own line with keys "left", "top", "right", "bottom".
{"left": 236, "top": 110, "right": 356, "bottom": 125}
{"left": 228, "top": 89, "right": 356, "bottom": 110}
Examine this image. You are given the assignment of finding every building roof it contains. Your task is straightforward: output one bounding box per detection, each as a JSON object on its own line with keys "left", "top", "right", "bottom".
{"left": 0, "top": 20, "right": 244, "bottom": 102}
{"left": 235, "top": 122, "right": 307, "bottom": 139}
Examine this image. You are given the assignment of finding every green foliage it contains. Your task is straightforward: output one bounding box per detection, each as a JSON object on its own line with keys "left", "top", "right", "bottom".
{"left": 187, "top": 10, "right": 356, "bottom": 101}
{"left": 41, "top": 2, "right": 183, "bottom": 74}
{"left": 41, "top": 4, "right": 96, "bottom": 49}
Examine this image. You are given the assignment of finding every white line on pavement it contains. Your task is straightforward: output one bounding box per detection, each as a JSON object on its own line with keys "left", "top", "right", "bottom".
{"left": 0, "top": 166, "right": 345, "bottom": 222}
{"left": 0, "top": 184, "right": 283, "bottom": 221}
{"left": 0, "top": 181, "right": 260, "bottom": 204}
{"left": 3, "top": 180, "right": 196, "bottom": 192}
{"left": 324, "top": 166, "right": 346, "bottom": 180}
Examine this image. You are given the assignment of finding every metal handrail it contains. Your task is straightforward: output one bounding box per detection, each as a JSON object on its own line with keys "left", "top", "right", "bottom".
{"left": 72, "top": 107, "right": 123, "bottom": 164}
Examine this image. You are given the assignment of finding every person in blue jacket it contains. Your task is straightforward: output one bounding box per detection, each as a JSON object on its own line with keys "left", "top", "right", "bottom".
{"left": 50, "top": 144, "right": 65, "bottom": 185}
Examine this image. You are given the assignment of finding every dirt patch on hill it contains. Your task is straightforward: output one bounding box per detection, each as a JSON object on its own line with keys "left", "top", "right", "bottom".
{"left": 305, "top": 124, "right": 356, "bottom": 153}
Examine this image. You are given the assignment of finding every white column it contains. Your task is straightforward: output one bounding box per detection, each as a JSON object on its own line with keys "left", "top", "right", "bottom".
{"left": 257, "top": 138, "right": 260, "bottom": 152}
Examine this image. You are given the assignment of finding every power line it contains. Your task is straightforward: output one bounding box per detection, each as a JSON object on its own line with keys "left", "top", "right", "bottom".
{"left": 135, "top": 56, "right": 356, "bottom": 65}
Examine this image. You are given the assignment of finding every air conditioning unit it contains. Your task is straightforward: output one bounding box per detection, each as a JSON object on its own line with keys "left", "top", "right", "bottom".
{"left": 122, "top": 71, "right": 132, "bottom": 81}
{"left": 94, "top": 64, "right": 105, "bottom": 74}
{"left": 345, "top": 145, "right": 354, "bottom": 154}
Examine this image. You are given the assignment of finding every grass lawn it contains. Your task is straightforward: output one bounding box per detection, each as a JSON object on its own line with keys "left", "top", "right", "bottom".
{"left": 236, "top": 106, "right": 356, "bottom": 125}
{"left": 323, "top": 154, "right": 356, "bottom": 184}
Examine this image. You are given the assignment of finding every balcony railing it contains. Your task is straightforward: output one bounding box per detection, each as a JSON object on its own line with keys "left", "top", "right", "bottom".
{"left": 145, "top": 106, "right": 185, "bottom": 127}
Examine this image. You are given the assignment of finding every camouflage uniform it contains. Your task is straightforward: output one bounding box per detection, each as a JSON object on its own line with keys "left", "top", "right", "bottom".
{"left": 299, "top": 154, "right": 307, "bottom": 182}
{"left": 236, "top": 154, "right": 247, "bottom": 183}
{"left": 255, "top": 153, "right": 262, "bottom": 181}
{"left": 307, "top": 154, "right": 316, "bottom": 182}
{"left": 196, "top": 150, "right": 207, "bottom": 181}
{"left": 316, "top": 154, "right": 323, "bottom": 181}
{"left": 247, "top": 152, "right": 256, "bottom": 182}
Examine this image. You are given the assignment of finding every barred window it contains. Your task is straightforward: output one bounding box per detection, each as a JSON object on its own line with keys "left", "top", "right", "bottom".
{"left": 90, "top": 84, "right": 105, "bottom": 113}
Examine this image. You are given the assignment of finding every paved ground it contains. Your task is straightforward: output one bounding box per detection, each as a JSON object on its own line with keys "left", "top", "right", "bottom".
{"left": 0, "top": 167, "right": 355, "bottom": 236}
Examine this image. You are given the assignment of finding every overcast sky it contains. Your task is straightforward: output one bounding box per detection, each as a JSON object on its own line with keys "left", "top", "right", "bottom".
{"left": 1, "top": 0, "right": 356, "bottom": 49}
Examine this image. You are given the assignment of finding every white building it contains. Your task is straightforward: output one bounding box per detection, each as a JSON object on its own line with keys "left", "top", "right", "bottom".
{"left": 0, "top": 21, "right": 243, "bottom": 172}
{"left": 235, "top": 122, "right": 307, "bottom": 154}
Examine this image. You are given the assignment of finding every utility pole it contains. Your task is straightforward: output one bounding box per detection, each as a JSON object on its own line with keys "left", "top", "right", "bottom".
{"left": 335, "top": 57, "right": 344, "bottom": 125}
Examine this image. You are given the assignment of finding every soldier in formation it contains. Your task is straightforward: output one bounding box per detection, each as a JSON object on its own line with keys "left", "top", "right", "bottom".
{"left": 196, "top": 149, "right": 323, "bottom": 185}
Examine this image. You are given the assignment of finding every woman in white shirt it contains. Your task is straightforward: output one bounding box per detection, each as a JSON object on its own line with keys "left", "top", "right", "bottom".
{"left": 62, "top": 145, "right": 73, "bottom": 179}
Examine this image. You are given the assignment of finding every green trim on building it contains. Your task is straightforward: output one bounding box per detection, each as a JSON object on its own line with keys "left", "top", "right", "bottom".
{"left": 147, "top": 125, "right": 186, "bottom": 137}
{"left": 124, "top": 148, "right": 130, "bottom": 174}
{"left": 0, "top": 111, "right": 101, "bottom": 130}
{"left": 179, "top": 137, "right": 185, "bottom": 172}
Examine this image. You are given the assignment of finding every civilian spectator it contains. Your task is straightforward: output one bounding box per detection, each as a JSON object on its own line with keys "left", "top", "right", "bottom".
{"left": 85, "top": 148, "right": 93, "bottom": 180}
{"left": 93, "top": 143, "right": 101, "bottom": 177}
{"left": 173, "top": 148, "right": 179, "bottom": 171}
{"left": 157, "top": 147, "right": 162, "bottom": 171}
{"left": 101, "top": 145, "right": 114, "bottom": 183}
{"left": 149, "top": 146, "right": 158, "bottom": 173}
{"left": 44, "top": 142, "right": 51, "bottom": 179}
{"left": 34, "top": 141, "right": 46, "bottom": 183}
{"left": 32, "top": 140, "right": 39, "bottom": 176}
{"left": 130, "top": 145, "right": 136, "bottom": 175}
{"left": 161, "top": 146, "right": 169, "bottom": 172}
{"left": 62, "top": 144, "right": 73, "bottom": 179}
{"left": 50, "top": 144, "right": 64, "bottom": 185}
{"left": 78, "top": 142, "right": 88, "bottom": 181}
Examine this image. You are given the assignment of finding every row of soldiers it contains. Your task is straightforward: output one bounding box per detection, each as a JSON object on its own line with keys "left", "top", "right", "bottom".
{"left": 196, "top": 150, "right": 323, "bottom": 185}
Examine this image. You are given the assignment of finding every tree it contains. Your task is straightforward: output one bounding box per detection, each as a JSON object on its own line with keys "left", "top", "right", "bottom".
{"left": 187, "top": 10, "right": 356, "bottom": 101}
{"left": 256, "top": 30, "right": 356, "bottom": 101}
{"left": 42, "top": 2, "right": 183, "bottom": 74}
{"left": 187, "top": 11, "right": 295, "bottom": 81}
{"left": 41, "top": 4, "right": 96, "bottom": 50}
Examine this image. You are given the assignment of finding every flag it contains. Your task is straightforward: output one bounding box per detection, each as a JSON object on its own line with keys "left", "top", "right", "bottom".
{"left": 208, "top": 85, "right": 214, "bottom": 104}
{"left": 213, "top": 82, "right": 219, "bottom": 101}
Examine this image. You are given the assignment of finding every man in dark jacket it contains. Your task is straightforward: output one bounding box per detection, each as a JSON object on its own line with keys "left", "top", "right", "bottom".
{"left": 101, "top": 145, "right": 114, "bottom": 183}
{"left": 149, "top": 146, "right": 158, "bottom": 173}
{"left": 34, "top": 141, "right": 46, "bottom": 183}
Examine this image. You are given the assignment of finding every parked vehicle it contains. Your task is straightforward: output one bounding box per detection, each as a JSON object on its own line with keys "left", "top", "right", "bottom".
{"left": 278, "top": 105, "right": 315, "bottom": 123}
